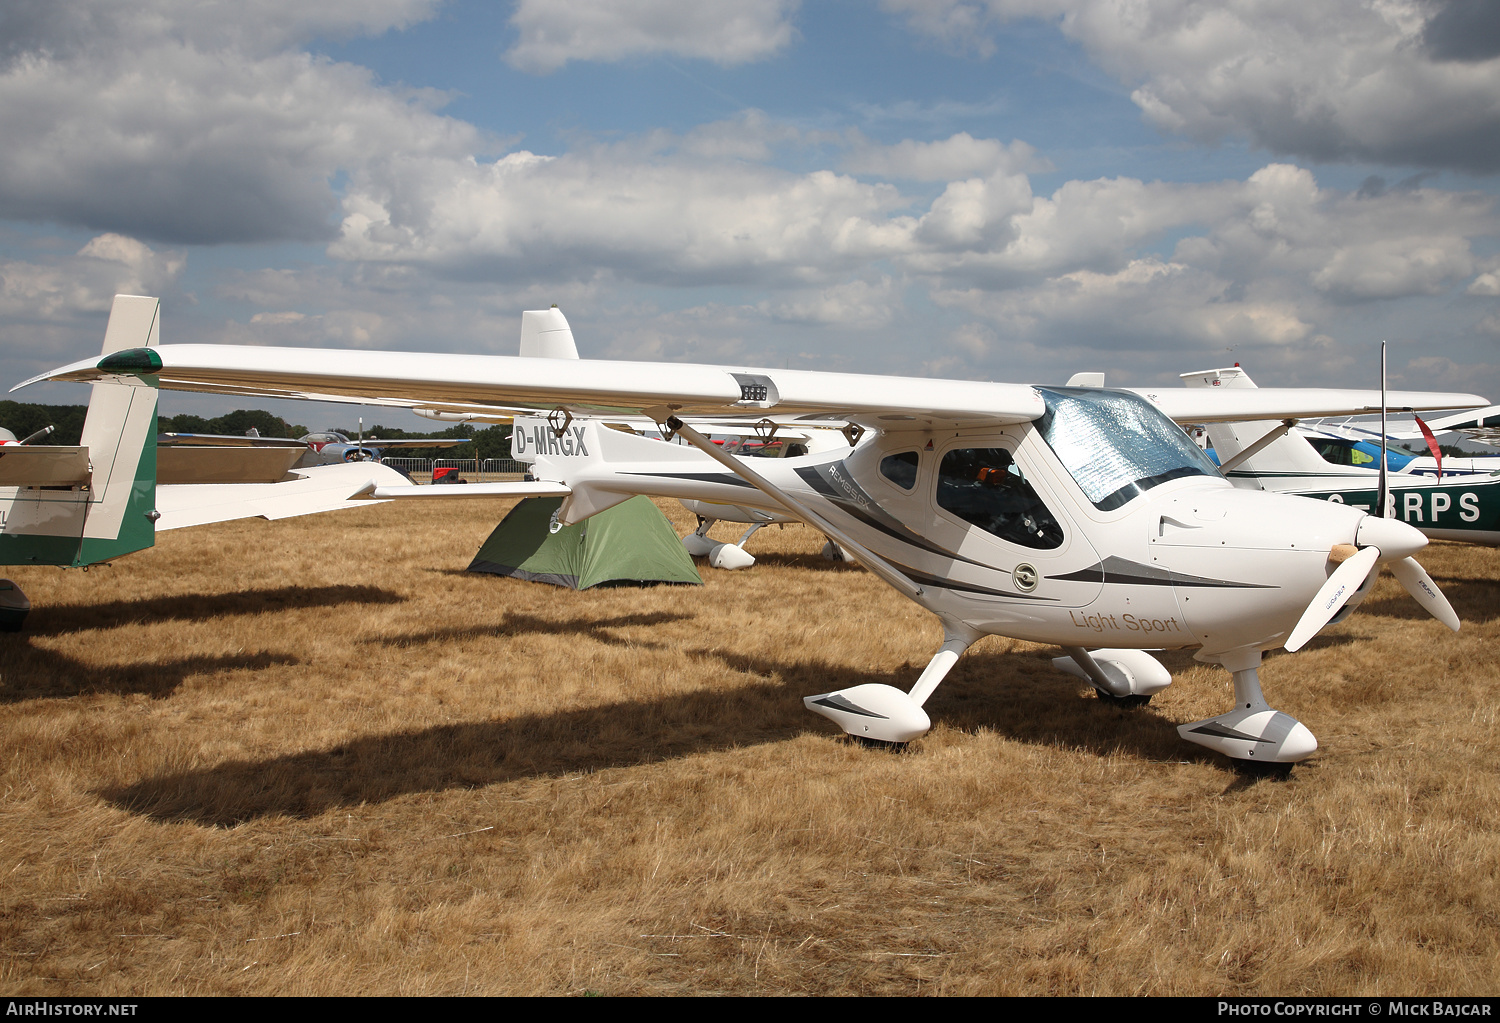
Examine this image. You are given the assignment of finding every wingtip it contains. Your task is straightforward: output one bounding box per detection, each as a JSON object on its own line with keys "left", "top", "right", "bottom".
{"left": 9, "top": 370, "right": 54, "bottom": 393}
{"left": 9, "top": 354, "right": 120, "bottom": 393}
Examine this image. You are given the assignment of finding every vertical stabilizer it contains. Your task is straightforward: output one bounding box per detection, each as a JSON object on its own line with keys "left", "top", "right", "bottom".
{"left": 0, "top": 295, "right": 160, "bottom": 566}
{"left": 1181, "top": 366, "right": 1332, "bottom": 481}
{"left": 519, "top": 308, "right": 579, "bottom": 360}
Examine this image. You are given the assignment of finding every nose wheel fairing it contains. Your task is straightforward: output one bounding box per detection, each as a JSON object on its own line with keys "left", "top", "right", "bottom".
{"left": 1178, "top": 657, "right": 1317, "bottom": 763}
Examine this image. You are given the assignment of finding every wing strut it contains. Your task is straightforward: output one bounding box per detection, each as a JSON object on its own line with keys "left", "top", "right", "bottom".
{"left": 1217, "top": 418, "right": 1299, "bottom": 474}
{"left": 659, "top": 415, "right": 928, "bottom": 606}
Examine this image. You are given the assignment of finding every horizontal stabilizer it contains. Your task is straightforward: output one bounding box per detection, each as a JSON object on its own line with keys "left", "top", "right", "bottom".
{"left": 155, "top": 462, "right": 415, "bottom": 531}
{"left": 0, "top": 446, "right": 90, "bottom": 486}
{"left": 356, "top": 480, "right": 573, "bottom": 501}
{"left": 156, "top": 446, "right": 304, "bottom": 484}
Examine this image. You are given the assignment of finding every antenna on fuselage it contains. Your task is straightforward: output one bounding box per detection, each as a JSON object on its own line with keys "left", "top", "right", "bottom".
{"left": 1379, "top": 342, "right": 1388, "bottom": 518}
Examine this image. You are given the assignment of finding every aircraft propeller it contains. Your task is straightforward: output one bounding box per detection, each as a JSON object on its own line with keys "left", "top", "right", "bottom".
{"left": 1284, "top": 514, "right": 1459, "bottom": 652}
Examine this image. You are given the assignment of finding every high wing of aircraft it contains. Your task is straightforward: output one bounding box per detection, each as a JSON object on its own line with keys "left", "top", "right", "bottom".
{"left": 1183, "top": 366, "right": 1500, "bottom": 547}
{"left": 1395, "top": 405, "right": 1500, "bottom": 449}
{"left": 20, "top": 298, "right": 1489, "bottom": 768}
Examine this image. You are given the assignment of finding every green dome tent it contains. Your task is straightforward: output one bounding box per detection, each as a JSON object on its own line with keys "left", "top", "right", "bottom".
{"left": 468, "top": 496, "right": 702, "bottom": 589}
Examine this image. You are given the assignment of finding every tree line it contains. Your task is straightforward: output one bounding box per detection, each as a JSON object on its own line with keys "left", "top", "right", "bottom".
{"left": 0, "top": 401, "right": 512, "bottom": 459}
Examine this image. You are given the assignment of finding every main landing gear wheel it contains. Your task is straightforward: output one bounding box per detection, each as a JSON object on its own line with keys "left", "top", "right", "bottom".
{"left": 1053, "top": 648, "right": 1173, "bottom": 705}
{"left": 850, "top": 735, "right": 909, "bottom": 751}
{"left": 1230, "top": 759, "right": 1294, "bottom": 780}
{"left": 1094, "top": 690, "right": 1152, "bottom": 709}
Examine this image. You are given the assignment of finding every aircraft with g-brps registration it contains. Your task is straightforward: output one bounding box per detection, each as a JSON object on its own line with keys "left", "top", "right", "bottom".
{"left": 19, "top": 299, "right": 1488, "bottom": 768}
{"left": 1183, "top": 366, "right": 1500, "bottom": 547}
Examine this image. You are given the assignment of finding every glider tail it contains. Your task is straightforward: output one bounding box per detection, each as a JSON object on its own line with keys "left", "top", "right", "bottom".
{"left": 0, "top": 295, "right": 160, "bottom": 567}
{"left": 1181, "top": 366, "right": 1332, "bottom": 477}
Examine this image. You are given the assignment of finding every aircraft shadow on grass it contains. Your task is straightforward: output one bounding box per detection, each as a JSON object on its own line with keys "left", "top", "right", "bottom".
{"left": 100, "top": 637, "right": 1244, "bottom": 827}
{"left": 1358, "top": 578, "right": 1500, "bottom": 624}
{"left": 0, "top": 644, "right": 299, "bottom": 703}
{"left": 1, "top": 585, "right": 400, "bottom": 701}
{"left": 20, "top": 585, "right": 405, "bottom": 637}
{"left": 363, "top": 610, "right": 695, "bottom": 651}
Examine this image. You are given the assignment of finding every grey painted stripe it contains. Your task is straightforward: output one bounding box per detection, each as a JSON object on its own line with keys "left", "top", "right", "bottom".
{"left": 810, "top": 694, "right": 888, "bottom": 719}
{"left": 793, "top": 463, "right": 993, "bottom": 567}
{"left": 1186, "top": 721, "right": 1274, "bottom": 744}
{"left": 1048, "top": 555, "right": 1275, "bottom": 589}
{"left": 623, "top": 471, "right": 755, "bottom": 488}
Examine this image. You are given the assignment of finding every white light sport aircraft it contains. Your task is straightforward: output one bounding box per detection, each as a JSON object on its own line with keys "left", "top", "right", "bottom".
{"left": 19, "top": 300, "right": 1488, "bottom": 766}
{"left": 157, "top": 424, "right": 468, "bottom": 468}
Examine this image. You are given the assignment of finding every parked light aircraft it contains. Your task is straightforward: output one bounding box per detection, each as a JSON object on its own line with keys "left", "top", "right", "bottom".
{"left": 159, "top": 427, "right": 467, "bottom": 467}
{"left": 1, "top": 296, "right": 411, "bottom": 625}
{"left": 1299, "top": 415, "right": 1500, "bottom": 478}
{"left": 20, "top": 300, "right": 1488, "bottom": 767}
{"left": 1184, "top": 366, "right": 1500, "bottom": 547}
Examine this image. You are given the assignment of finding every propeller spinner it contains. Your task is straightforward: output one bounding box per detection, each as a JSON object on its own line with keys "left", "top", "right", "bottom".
{"left": 1285, "top": 514, "right": 1458, "bottom": 652}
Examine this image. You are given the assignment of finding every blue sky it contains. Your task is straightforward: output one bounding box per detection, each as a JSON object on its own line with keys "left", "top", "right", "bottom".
{"left": 3, "top": 0, "right": 1498, "bottom": 428}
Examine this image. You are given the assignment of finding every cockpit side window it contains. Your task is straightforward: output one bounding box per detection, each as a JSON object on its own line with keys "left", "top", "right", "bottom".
{"left": 880, "top": 450, "right": 920, "bottom": 491}
{"left": 936, "top": 448, "right": 1064, "bottom": 549}
{"left": 1315, "top": 440, "right": 1367, "bottom": 467}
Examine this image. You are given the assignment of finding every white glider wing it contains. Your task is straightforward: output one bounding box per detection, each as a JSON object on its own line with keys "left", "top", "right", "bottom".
{"left": 1133, "top": 385, "right": 1487, "bottom": 424}
{"left": 24, "top": 345, "right": 1046, "bottom": 429}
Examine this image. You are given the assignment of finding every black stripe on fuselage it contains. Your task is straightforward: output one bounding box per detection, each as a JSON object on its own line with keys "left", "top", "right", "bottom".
{"left": 626, "top": 464, "right": 1053, "bottom": 601}
{"left": 793, "top": 463, "right": 993, "bottom": 568}
{"left": 1047, "top": 555, "right": 1276, "bottom": 589}
{"left": 883, "top": 559, "right": 1056, "bottom": 601}
{"left": 622, "top": 471, "right": 755, "bottom": 488}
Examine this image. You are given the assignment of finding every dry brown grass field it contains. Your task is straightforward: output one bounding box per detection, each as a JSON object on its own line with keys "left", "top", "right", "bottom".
{"left": 1, "top": 497, "right": 1497, "bottom": 996}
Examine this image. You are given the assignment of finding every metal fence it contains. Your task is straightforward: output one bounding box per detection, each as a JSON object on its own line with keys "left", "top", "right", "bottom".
{"left": 381, "top": 456, "right": 529, "bottom": 483}
{"left": 380, "top": 456, "right": 431, "bottom": 475}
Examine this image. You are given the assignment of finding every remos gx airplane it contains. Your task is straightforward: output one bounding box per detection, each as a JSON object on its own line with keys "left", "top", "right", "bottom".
{"left": 19, "top": 299, "right": 1487, "bottom": 767}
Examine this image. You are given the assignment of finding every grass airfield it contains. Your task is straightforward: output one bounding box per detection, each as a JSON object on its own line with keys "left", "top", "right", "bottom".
{"left": 1, "top": 497, "right": 1497, "bottom": 996}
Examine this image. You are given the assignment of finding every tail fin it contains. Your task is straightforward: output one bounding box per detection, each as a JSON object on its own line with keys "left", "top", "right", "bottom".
{"left": 0, "top": 295, "right": 160, "bottom": 566}
{"left": 1181, "top": 366, "right": 1331, "bottom": 478}
{"left": 519, "top": 307, "right": 579, "bottom": 360}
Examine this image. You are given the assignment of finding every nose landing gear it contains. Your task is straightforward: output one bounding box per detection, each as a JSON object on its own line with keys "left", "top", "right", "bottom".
{"left": 1178, "top": 650, "right": 1316, "bottom": 764}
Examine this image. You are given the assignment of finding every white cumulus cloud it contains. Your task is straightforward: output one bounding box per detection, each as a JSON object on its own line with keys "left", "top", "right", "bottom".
{"left": 0, "top": 0, "right": 475, "bottom": 244}
{"left": 505, "top": 0, "right": 799, "bottom": 73}
{"left": 884, "top": 0, "right": 1500, "bottom": 172}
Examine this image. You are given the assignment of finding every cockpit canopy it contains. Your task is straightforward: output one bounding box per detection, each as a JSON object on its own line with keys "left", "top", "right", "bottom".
{"left": 300, "top": 431, "right": 351, "bottom": 445}
{"left": 1036, "top": 387, "right": 1221, "bottom": 511}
